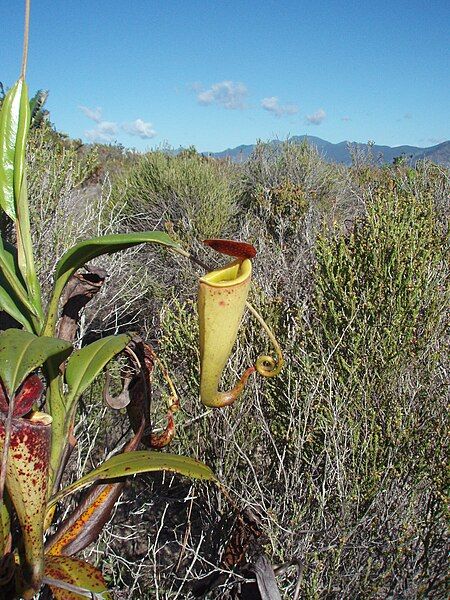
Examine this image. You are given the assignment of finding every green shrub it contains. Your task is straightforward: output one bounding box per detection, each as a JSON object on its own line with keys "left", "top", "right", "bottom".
{"left": 312, "top": 180, "right": 447, "bottom": 383}
{"left": 240, "top": 140, "right": 348, "bottom": 240}
{"left": 111, "top": 149, "right": 239, "bottom": 244}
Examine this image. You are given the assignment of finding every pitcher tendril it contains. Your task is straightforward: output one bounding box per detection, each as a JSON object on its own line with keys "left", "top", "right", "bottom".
{"left": 245, "top": 300, "right": 284, "bottom": 378}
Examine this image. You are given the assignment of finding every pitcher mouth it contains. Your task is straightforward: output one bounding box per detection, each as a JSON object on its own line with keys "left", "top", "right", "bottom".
{"left": 199, "top": 259, "right": 252, "bottom": 288}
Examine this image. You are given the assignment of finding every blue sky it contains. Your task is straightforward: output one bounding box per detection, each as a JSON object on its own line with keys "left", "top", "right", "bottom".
{"left": 1, "top": 1, "right": 449, "bottom": 152}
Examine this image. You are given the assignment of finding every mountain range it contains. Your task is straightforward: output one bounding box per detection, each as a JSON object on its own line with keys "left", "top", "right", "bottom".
{"left": 206, "top": 136, "right": 450, "bottom": 167}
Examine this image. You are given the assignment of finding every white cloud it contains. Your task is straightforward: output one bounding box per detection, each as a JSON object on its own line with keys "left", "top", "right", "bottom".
{"left": 80, "top": 103, "right": 157, "bottom": 142}
{"left": 80, "top": 105, "right": 118, "bottom": 142}
{"left": 122, "top": 119, "right": 156, "bottom": 139}
{"left": 85, "top": 121, "right": 118, "bottom": 143}
{"left": 261, "top": 96, "right": 299, "bottom": 117}
{"left": 197, "top": 81, "right": 248, "bottom": 110}
{"left": 79, "top": 105, "right": 103, "bottom": 123}
{"left": 97, "top": 121, "right": 118, "bottom": 134}
{"left": 306, "top": 108, "right": 326, "bottom": 125}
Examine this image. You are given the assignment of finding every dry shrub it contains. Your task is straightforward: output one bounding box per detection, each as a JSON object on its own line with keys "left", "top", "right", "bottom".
{"left": 22, "top": 134, "right": 448, "bottom": 598}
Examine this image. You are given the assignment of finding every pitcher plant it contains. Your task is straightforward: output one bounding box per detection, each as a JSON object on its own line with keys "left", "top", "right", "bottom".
{"left": 198, "top": 243, "right": 283, "bottom": 407}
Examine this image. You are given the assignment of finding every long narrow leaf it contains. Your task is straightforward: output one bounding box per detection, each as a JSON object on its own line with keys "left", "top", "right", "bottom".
{"left": 0, "top": 80, "right": 23, "bottom": 219}
{"left": 0, "top": 237, "right": 35, "bottom": 329}
{"left": 0, "top": 79, "right": 29, "bottom": 219}
{"left": 48, "top": 485, "right": 122, "bottom": 558}
{"left": 43, "top": 231, "right": 180, "bottom": 335}
{"left": 64, "top": 333, "right": 132, "bottom": 409}
{"left": 55, "top": 232, "right": 179, "bottom": 280}
{"left": 45, "top": 555, "right": 111, "bottom": 600}
{"left": 50, "top": 334, "right": 132, "bottom": 492}
{"left": 13, "top": 80, "right": 30, "bottom": 205}
{"left": 0, "top": 329, "right": 72, "bottom": 396}
{"left": 16, "top": 173, "right": 44, "bottom": 321}
{"left": 48, "top": 450, "right": 217, "bottom": 509}
{"left": 46, "top": 421, "right": 144, "bottom": 556}
{"left": 0, "top": 235, "right": 37, "bottom": 323}
{"left": 0, "top": 281, "right": 34, "bottom": 330}
{"left": 5, "top": 79, "right": 44, "bottom": 322}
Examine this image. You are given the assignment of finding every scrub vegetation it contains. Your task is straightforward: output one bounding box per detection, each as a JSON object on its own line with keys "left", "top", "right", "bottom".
{"left": 14, "top": 121, "right": 447, "bottom": 599}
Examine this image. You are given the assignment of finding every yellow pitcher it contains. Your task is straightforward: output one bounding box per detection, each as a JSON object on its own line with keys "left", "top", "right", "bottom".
{"left": 198, "top": 256, "right": 283, "bottom": 407}
{"left": 198, "top": 259, "right": 253, "bottom": 407}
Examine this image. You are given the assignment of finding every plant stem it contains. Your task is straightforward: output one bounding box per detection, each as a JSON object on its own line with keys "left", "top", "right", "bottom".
{"left": 45, "top": 362, "right": 67, "bottom": 495}
{"left": 21, "top": 0, "right": 31, "bottom": 80}
{"left": 0, "top": 394, "right": 15, "bottom": 504}
{"left": 170, "top": 245, "right": 211, "bottom": 271}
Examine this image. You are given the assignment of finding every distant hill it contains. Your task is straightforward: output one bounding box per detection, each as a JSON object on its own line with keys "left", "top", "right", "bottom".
{"left": 206, "top": 136, "right": 450, "bottom": 167}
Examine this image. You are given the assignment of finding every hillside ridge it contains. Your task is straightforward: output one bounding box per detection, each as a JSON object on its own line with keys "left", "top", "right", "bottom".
{"left": 206, "top": 136, "right": 450, "bottom": 166}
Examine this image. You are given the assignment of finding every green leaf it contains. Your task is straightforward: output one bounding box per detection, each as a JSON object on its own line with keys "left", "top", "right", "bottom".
{"left": 0, "top": 240, "right": 23, "bottom": 284}
{"left": 0, "top": 237, "right": 34, "bottom": 330}
{"left": 56, "top": 231, "right": 179, "bottom": 284}
{"left": 64, "top": 333, "right": 132, "bottom": 409}
{"left": 0, "top": 329, "right": 72, "bottom": 396}
{"left": 15, "top": 170, "right": 44, "bottom": 323}
{"left": 0, "top": 80, "right": 43, "bottom": 325}
{"left": 0, "top": 81, "right": 21, "bottom": 219}
{"left": 43, "top": 231, "right": 180, "bottom": 336}
{"left": 13, "top": 80, "right": 30, "bottom": 204}
{"left": 49, "top": 450, "right": 217, "bottom": 509}
{"left": 0, "top": 79, "right": 29, "bottom": 219}
{"left": 0, "top": 277, "right": 33, "bottom": 330}
{"left": 45, "top": 555, "right": 112, "bottom": 600}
